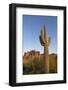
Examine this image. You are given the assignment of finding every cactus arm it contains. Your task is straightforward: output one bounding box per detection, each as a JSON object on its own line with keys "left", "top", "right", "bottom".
{"left": 39, "top": 30, "right": 46, "bottom": 46}
{"left": 48, "top": 37, "right": 51, "bottom": 46}
{"left": 40, "top": 30, "right": 45, "bottom": 43}
{"left": 39, "top": 35, "right": 44, "bottom": 46}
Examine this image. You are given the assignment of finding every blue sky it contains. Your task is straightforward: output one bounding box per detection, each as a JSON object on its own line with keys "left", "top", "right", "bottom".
{"left": 22, "top": 15, "right": 57, "bottom": 54}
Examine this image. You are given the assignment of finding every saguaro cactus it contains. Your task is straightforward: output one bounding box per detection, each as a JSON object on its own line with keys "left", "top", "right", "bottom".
{"left": 39, "top": 25, "right": 51, "bottom": 73}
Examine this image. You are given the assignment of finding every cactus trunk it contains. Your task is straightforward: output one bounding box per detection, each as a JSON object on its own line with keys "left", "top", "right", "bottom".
{"left": 44, "top": 45, "right": 49, "bottom": 73}
{"left": 39, "top": 25, "right": 50, "bottom": 73}
{"left": 44, "top": 26, "right": 49, "bottom": 73}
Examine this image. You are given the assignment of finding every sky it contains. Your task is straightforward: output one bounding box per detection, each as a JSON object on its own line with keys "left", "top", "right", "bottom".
{"left": 22, "top": 15, "right": 57, "bottom": 54}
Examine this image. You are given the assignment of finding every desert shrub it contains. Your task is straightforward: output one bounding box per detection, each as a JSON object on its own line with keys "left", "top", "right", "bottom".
{"left": 49, "top": 54, "right": 57, "bottom": 73}
{"left": 23, "top": 59, "right": 43, "bottom": 74}
{"left": 33, "top": 59, "right": 43, "bottom": 74}
{"left": 23, "top": 61, "right": 33, "bottom": 74}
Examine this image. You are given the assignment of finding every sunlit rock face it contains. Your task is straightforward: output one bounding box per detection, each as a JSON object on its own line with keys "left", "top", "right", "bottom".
{"left": 23, "top": 50, "right": 40, "bottom": 64}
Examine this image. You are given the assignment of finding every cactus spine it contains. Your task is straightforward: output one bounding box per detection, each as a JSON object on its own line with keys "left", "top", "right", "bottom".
{"left": 39, "top": 25, "right": 51, "bottom": 73}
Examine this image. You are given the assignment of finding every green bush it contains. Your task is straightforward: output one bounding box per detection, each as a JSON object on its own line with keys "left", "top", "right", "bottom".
{"left": 23, "top": 59, "right": 44, "bottom": 74}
